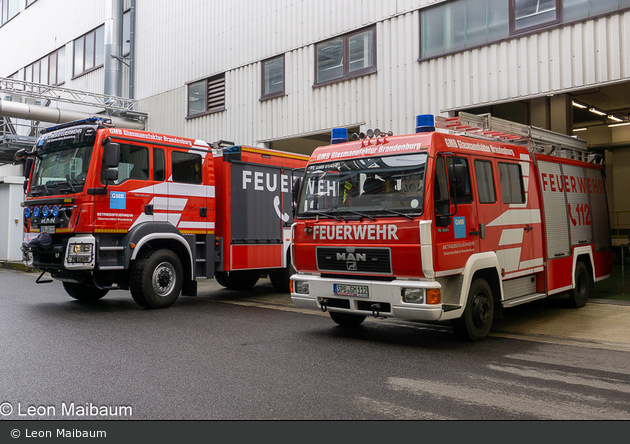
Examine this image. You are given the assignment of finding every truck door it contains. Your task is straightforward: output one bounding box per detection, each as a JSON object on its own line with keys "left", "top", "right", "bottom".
{"left": 168, "top": 149, "right": 208, "bottom": 233}
{"left": 433, "top": 154, "right": 479, "bottom": 274}
{"left": 94, "top": 141, "right": 153, "bottom": 232}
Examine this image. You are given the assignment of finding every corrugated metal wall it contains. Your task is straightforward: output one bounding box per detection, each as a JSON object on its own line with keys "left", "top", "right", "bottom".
{"left": 1, "top": 0, "right": 629, "bottom": 148}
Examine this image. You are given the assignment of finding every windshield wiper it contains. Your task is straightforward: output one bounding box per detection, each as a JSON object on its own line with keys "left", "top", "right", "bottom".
{"left": 342, "top": 210, "right": 376, "bottom": 222}
{"left": 378, "top": 207, "right": 415, "bottom": 220}
{"left": 311, "top": 208, "right": 342, "bottom": 221}
{"left": 31, "top": 183, "right": 51, "bottom": 196}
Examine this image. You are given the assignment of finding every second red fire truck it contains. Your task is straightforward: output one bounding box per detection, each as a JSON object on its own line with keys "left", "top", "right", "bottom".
{"left": 17, "top": 118, "right": 308, "bottom": 308}
{"left": 290, "top": 113, "right": 612, "bottom": 341}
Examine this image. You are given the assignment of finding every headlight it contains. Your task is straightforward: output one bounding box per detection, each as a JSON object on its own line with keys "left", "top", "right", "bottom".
{"left": 294, "top": 280, "right": 310, "bottom": 295}
{"left": 24, "top": 207, "right": 31, "bottom": 219}
{"left": 402, "top": 288, "right": 425, "bottom": 304}
{"left": 67, "top": 243, "right": 94, "bottom": 264}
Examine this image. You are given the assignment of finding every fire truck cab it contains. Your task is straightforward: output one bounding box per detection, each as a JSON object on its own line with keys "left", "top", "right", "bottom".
{"left": 290, "top": 113, "right": 612, "bottom": 341}
{"left": 17, "top": 118, "right": 307, "bottom": 309}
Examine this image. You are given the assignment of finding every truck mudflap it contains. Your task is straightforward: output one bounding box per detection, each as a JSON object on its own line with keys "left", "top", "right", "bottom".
{"left": 290, "top": 275, "right": 444, "bottom": 322}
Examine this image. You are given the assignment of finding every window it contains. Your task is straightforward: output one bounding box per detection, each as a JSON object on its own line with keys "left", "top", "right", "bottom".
{"left": 498, "top": 162, "right": 525, "bottom": 204}
{"left": 73, "top": 26, "right": 104, "bottom": 77}
{"left": 315, "top": 26, "right": 376, "bottom": 86}
{"left": 475, "top": 160, "right": 496, "bottom": 204}
{"left": 1, "top": 0, "right": 19, "bottom": 26}
{"left": 187, "top": 73, "right": 226, "bottom": 118}
{"left": 261, "top": 55, "right": 285, "bottom": 100}
{"left": 421, "top": 0, "right": 509, "bottom": 59}
{"left": 154, "top": 148, "right": 165, "bottom": 182}
{"left": 25, "top": 48, "right": 65, "bottom": 86}
{"left": 510, "top": 0, "right": 561, "bottom": 33}
{"left": 26, "top": 0, "right": 37, "bottom": 6}
{"left": 102, "top": 144, "right": 149, "bottom": 185}
{"left": 172, "top": 151, "right": 202, "bottom": 184}
{"left": 563, "top": 0, "right": 630, "bottom": 22}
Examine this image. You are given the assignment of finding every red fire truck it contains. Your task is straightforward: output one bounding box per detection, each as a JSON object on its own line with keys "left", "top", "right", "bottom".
{"left": 16, "top": 118, "right": 308, "bottom": 308}
{"left": 290, "top": 113, "right": 612, "bottom": 341}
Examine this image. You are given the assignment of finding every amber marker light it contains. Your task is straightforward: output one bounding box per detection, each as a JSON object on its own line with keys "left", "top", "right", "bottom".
{"left": 426, "top": 289, "right": 441, "bottom": 305}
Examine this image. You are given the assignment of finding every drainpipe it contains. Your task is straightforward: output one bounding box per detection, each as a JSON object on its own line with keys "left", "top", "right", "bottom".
{"left": 129, "top": 0, "right": 136, "bottom": 101}
{"left": 104, "top": 0, "right": 124, "bottom": 98}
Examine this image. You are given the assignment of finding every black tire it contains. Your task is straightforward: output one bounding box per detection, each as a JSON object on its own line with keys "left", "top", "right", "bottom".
{"left": 214, "top": 270, "right": 260, "bottom": 291}
{"left": 130, "top": 249, "right": 183, "bottom": 309}
{"left": 269, "top": 264, "right": 295, "bottom": 293}
{"left": 567, "top": 261, "right": 592, "bottom": 308}
{"left": 329, "top": 311, "right": 366, "bottom": 327}
{"left": 62, "top": 282, "right": 109, "bottom": 302}
{"left": 452, "top": 278, "right": 494, "bottom": 341}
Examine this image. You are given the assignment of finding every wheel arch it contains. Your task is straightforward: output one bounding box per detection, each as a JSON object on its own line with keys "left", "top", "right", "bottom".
{"left": 572, "top": 246, "right": 595, "bottom": 289}
{"left": 124, "top": 224, "right": 194, "bottom": 281}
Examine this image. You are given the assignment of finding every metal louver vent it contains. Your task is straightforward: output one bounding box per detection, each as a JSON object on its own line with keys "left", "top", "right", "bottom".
{"left": 207, "top": 74, "right": 226, "bottom": 113}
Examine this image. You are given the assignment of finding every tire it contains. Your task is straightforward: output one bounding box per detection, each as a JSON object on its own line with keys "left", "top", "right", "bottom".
{"left": 214, "top": 270, "right": 260, "bottom": 291}
{"left": 62, "top": 282, "right": 109, "bottom": 302}
{"left": 329, "top": 311, "right": 366, "bottom": 327}
{"left": 452, "top": 278, "right": 494, "bottom": 341}
{"left": 567, "top": 261, "right": 592, "bottom": 308}
{"left": 269, "top": 264, "right": 295, "bottom": 293}
{"left": 130, "top": 249, "right": 183, "bottom": 309}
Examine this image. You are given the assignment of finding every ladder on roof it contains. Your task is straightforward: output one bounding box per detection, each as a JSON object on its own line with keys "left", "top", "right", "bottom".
{"left": 435, "top": 112, "right": 597, "bottom": 163}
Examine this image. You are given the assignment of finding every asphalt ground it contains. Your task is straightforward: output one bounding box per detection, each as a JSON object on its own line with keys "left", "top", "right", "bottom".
{"left": 2, "top": 261, "right": 629, "bottom": 351}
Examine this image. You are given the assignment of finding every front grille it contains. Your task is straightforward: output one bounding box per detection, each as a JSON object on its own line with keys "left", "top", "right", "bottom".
{"left": 316, "top": 247, "right": 392, "bottom": 275}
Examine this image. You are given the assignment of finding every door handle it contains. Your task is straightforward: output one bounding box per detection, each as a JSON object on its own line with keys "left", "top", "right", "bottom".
{"left": 469, "top": 230, "right": 481, "bottom": 237}
{"left": 144, "top": 205, "right": 154, "bottom": 215}
{"left": 525, "top": 226, "right": 534, "bottom": 232}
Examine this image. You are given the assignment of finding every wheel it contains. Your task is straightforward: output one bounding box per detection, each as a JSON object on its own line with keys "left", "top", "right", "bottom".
{"left": 329, "top": 311, "right": 366, "bottom": 327}
{"left": 452, "top": 278, "right": 494, "bottom": 341}
{"left": 269, "top": 264, "right": 295, "bottom": 293}
{"left": 214, "top": 270, "right": 260, "bottom": 291}
{"left": 567, "top": 261, "right": 592, "bottom": 308}
{"left": 130, "top": 249, "right": 183, "bottom": 309}
{"left": 62, "top": 282, "right": 109, "bottom": 302}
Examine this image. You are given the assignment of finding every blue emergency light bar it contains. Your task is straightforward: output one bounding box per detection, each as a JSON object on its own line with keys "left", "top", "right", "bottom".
{"left": 41, "top": 117, "right": 113, "bottom": 134}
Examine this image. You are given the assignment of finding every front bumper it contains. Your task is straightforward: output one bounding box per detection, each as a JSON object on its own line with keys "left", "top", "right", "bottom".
{"left": 291, "top": 274, "right": 444, "bottom": 321}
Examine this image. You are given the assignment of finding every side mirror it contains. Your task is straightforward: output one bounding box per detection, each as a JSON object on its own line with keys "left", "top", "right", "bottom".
{"left": 103, "top": 168, "right": 119, "bottom": 183}
{"left": 24, "top": 157, "right": 34, "bottom": 179}
{"left": 435, "top": 215, "right": 452, "bottom": 228}
{"left": 291, "top": 171, "right": 304, "bottom": 217}
{"left": 103, "top": 143, "right": 120, "bottom": 168}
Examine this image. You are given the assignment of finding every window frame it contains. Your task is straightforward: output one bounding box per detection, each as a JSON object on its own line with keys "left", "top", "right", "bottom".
{"left": 314, "top": 25, "right": 377, "bottom": 88}
{"left": 186, "top": 73, "right": 226, "bottom": 119}
{"left": 474, "top": 159, "right": 497, "bottom": 204}
{"left": 171, "top": 150, "right": 203, "bottom": 185}
{"left": 25, "top": 47, "right": 66, "bottom": 86}
{"left": 498, "top": 161, "right": 526, "bottom": 204}
{"left": 260, "top": 54, "right": 285, "bottom": 101}
{"left": 72, "top": 25, "right": 105, "bottom": 79}
{"left": 1, "top": 0, "right": 19, "bottom": 27}
{"left": 509, "top": 0, "right": 562, "bottom": 35}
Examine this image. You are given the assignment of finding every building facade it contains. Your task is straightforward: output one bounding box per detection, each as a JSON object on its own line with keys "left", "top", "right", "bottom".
{"left": 1, "top": 0, "right": 630, "bottom": 260}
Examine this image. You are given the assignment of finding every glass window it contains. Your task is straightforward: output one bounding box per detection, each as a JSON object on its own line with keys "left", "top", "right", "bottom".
{"left": 73, "top": 26, "right": 105, "bottom": 77}
{"left": 102, "top": 144, "right": 149, "bottom": 185}
{"left": 498, "top": 162, "right": 525, "bottom": 204}
{"left": 261, "top": 55, "right": 285, "bottom": 100}
{"left": 512, "top": 0, "right": 560, "bottom": 33}
{"left": 315, "top": 26, "right": 376, "bottom": 86}
{"left": 172, "top": 151, "right": 202, "bottom": 184}
{"left": 1, "top": 0, "right": 19, "bottom": 26}
{"left": 154, "top": 148, "right": 165, "bottom": 182}
{"left": 421, "top": 0, "right": 509, "bottom": 59}
{"left": 475, "top": 160, "right": 496, "bottom": 204}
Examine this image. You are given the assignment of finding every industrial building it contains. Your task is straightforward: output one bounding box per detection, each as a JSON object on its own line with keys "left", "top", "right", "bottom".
{"left": 1, "top": 0, "right": 629, "bottom": 261}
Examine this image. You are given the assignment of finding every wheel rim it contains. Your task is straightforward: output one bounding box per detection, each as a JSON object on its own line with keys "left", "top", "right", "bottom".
{"left": 472, "top": 292, "right": 492, "bottom": 328}
{"left": 152, "top": 262, "right": 176, "bottom": 297}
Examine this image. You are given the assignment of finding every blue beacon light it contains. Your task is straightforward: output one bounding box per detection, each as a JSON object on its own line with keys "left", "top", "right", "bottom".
{"left": 33, "top": 207, "right": 40, "bottom": 218}
{"left": 415, "top": 114, "right": 435, "bottom": 133}
{"left": 24, "top": 207, "right": 31, "bottom": 219}
{"left": 41, "top": 206, "right": 50, "bottom": 218}
{"left": 52, "top": 206, "right": 60, "bottom": 218}
{"left": 331, "top": 128, "right": 349, "bottom": 144}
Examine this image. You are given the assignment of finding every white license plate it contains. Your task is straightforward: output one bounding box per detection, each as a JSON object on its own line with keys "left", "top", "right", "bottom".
{"left": 334, "top": 284, "right": 369, "bottom": 298}
{"left": 40, "top": 226, "right": 55, "bottom": 234}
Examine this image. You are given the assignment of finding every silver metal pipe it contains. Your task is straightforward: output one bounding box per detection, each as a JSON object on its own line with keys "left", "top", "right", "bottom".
{"left": 129, "top": 0, "right": 136, "bottom": 100}
{"left": 104, "top": 0, "right": 124, "bottom": 98}
{"left": 0, "top": 100, "right": 145, "bottom": 130}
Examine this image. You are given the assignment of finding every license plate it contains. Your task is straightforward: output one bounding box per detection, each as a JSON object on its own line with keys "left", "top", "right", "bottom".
{"left": 334, "top": 284, "right": 369, "bottom": 298}
{"left": 40, "top": 226, "right": 55, "bottom": 234}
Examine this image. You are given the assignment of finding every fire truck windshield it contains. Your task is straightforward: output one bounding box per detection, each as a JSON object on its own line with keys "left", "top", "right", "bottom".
{"left": 29, "top": 143, "right": 94, "bottom": 196}
{"left": 297, "top": 153, "right": 427, "bottom": 219}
